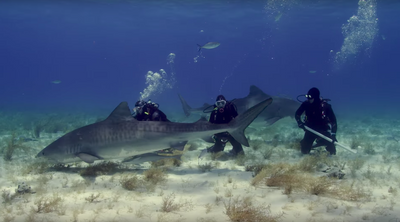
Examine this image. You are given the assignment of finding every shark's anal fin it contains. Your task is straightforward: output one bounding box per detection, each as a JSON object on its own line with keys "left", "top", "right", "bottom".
{"left": 76, "top": 153, "right": 101, "bottom": 164}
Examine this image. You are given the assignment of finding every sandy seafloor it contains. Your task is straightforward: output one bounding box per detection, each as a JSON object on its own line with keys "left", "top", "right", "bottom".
{"left": 1, "top": 114, "right": 400, "bottom": 222}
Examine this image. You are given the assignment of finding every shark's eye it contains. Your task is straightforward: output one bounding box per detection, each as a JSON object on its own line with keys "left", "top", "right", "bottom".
{"left": 42, "top": 152, "right": 45, "bottom": 155}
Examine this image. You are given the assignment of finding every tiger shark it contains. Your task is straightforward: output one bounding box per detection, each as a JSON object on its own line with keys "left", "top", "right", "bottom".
{"left": 179, "top": 85, "right": 300, "bottom": 125}
{"left": 177, "top": 94, "right": 213, "bottom": 117}
{"left": 36, "top": 98, "right": 272, "bottom": 164}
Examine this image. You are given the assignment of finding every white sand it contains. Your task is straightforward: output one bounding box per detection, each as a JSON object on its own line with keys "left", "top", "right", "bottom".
{"left": 1, "top": 117, "right": 400, "bottom": 222}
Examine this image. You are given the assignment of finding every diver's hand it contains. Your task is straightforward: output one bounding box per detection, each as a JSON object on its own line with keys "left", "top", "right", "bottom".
{"left": 331, "top": 134, "right": 337, "bottom": 143}
{"left": 297, "top": 122, "right": 305, "bottom": 130}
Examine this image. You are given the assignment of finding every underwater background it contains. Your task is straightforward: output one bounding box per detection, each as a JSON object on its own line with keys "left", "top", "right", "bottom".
{"left": 1, "top": 0, "right": 399, "bottom": 120}
{"left": 2, "top": 1, "right": 400, "bottom": 222}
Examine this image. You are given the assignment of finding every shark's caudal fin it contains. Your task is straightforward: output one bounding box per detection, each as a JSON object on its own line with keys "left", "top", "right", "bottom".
{"left": 197, "top": 44, "right": 202, "bottom": 52}
{"left": 178, "top": 94, "right": 192, "bottom": 117}
{"left": 228, "top": 98, "right": 273, "bottom": 147}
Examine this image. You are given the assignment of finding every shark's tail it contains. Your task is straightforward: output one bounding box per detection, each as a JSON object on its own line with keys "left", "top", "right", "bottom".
{"left": 197, "top": 44, "right": 202, "bottom": 52}
{"left": 178, "top": 93, "right": 192, "bottom": 117}
{"left": 228, "top": 98, "right": 273, "bottom": 147}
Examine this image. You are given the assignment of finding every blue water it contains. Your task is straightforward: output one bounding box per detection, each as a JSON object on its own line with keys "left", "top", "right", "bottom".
{"left": 1, "top": 0, "right": 399, "bottom": 118}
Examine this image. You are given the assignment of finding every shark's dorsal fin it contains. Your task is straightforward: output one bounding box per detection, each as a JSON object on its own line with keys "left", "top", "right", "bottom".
{"left": 106, "top": 102, "right": 134, "bottom": 122}
{"left": 249, "top": 85, "right": 271, "bottom": 98}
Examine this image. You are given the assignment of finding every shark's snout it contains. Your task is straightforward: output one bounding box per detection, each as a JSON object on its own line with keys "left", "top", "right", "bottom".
{"left": 35, "top": 149, "right": 46, "bottom": 158}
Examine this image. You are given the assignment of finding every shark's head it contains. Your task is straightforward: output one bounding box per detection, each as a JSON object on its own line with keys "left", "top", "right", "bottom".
{"left": 36, "top": 133, "right": 80, "bottom": 164}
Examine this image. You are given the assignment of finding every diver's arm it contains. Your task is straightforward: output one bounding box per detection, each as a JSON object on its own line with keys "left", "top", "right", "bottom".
{"left": 152, "top": 110, "right": 163, "bottom": 121}
{"left": 295, "top": 103, "right": 306, "bottom": 123}
{"left": 231, "top": 103, "right": 239, "bottom": 118}
{"left": 158, "top": 110, "right": 170, "bottom": 122}
{"left": 209, "top": 108, "right": 217, "bottom": 123}
{"left": 327, "top": 105, "right": 337, "bottom": 134}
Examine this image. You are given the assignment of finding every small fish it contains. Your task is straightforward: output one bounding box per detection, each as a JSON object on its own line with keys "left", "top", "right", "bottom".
{"left": 52, "top": 80, "right": 61, "bottom": 84}
{"left": 14, "top": 136, "right": 37, "bottom": 142}
{"left": 309, "top": 71, "right": 317, "bottom": 74}
{"left": 275, "top": 12, "right": 283, "bottom": 22}
{"left": 197, "top": 42, "right": 220, "bottom": 52}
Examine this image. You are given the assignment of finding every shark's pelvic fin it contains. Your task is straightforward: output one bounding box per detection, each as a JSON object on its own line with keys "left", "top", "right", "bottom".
{"left": 76, "top": 153, "right": 102, "bottom": 164}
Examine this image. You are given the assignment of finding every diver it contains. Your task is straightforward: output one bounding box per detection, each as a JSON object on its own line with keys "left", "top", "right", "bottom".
{"left": 207, "top": 95, "right": 244, "bottom": 156}
{"left": 132, "top": 99, "right": 170, "bottom": 122}
{"left": 295, "top": 87, "right": 337, "bottom": 155}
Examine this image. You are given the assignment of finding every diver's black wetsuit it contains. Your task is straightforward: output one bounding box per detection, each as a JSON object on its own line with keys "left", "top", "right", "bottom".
{"left": 134, "top": 104, "right": 170, "bottom": 122}
{"left": 295, "top": 98, "right": 337, "bottom": 155}
{"left": 208, "top": 101, "right": 244, "bottom": 155}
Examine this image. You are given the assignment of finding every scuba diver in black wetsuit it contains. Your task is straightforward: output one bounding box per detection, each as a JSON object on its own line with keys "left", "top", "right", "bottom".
{"left": 132, "top": 99, "right": 170, "bottom": 122}
{"left": 132, "top": 99, "right": 178, "bottom": 155}
{"left": 295, "top": 87, "right": 338, "bottom": 155}
{"left": 207, "top": 95, "right": 244, "bottom": 156}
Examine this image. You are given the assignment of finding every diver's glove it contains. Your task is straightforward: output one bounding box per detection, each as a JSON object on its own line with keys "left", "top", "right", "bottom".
{"left": 297, "top": 121, "right": 305, "bottom": 130}
{"left": 330, "top": 133, "right": 337, "bottom": 143}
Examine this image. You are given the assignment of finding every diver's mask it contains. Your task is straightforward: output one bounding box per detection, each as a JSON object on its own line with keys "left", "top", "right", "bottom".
{"left": 305, "top": 94, "right": 313, "bottom": 99}
{"left": 133, "top": 101, "right": 145, "bottom": 116}
{"left": 135, "top": 100, "right": 146, "bottom": 107}
{"left": 215, "top": 100, "right": 226, "bottom": 108}
{"left": 147, "top": 100, "right": 159, "bottom": 109}
{"left": 132, "top": 106, "right": 142, "bottom": 117}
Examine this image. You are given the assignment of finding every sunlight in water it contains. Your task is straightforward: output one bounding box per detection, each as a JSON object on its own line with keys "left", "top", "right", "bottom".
{"left": 167, "top": 53, "right": 177, "bottom": 87}
{"left": 334, "top": 0, "right": 378, "bottom": 67}
{"left": 263, "top": 0, "right": 297, "bottom": 21}
{"left": 139, "top": 53, "right": 177, "bottom": 100}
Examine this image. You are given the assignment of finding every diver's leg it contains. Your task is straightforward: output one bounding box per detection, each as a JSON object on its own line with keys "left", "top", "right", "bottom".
{"left": 300, "top": 131, "right": 316, "bottom": 154}
{"left": 208, "top": 134, "right": 226, "bottom": 153}
{"left": 227, "top": 134, "right": 244, "bottom": 156}
{"left": 320, "top": 131, "right": 336, "bottom": 155}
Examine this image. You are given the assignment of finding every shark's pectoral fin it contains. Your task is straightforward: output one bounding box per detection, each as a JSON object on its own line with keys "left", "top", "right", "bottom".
{"left": 76, "top": 153, "right": 102, "bottom": 164}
